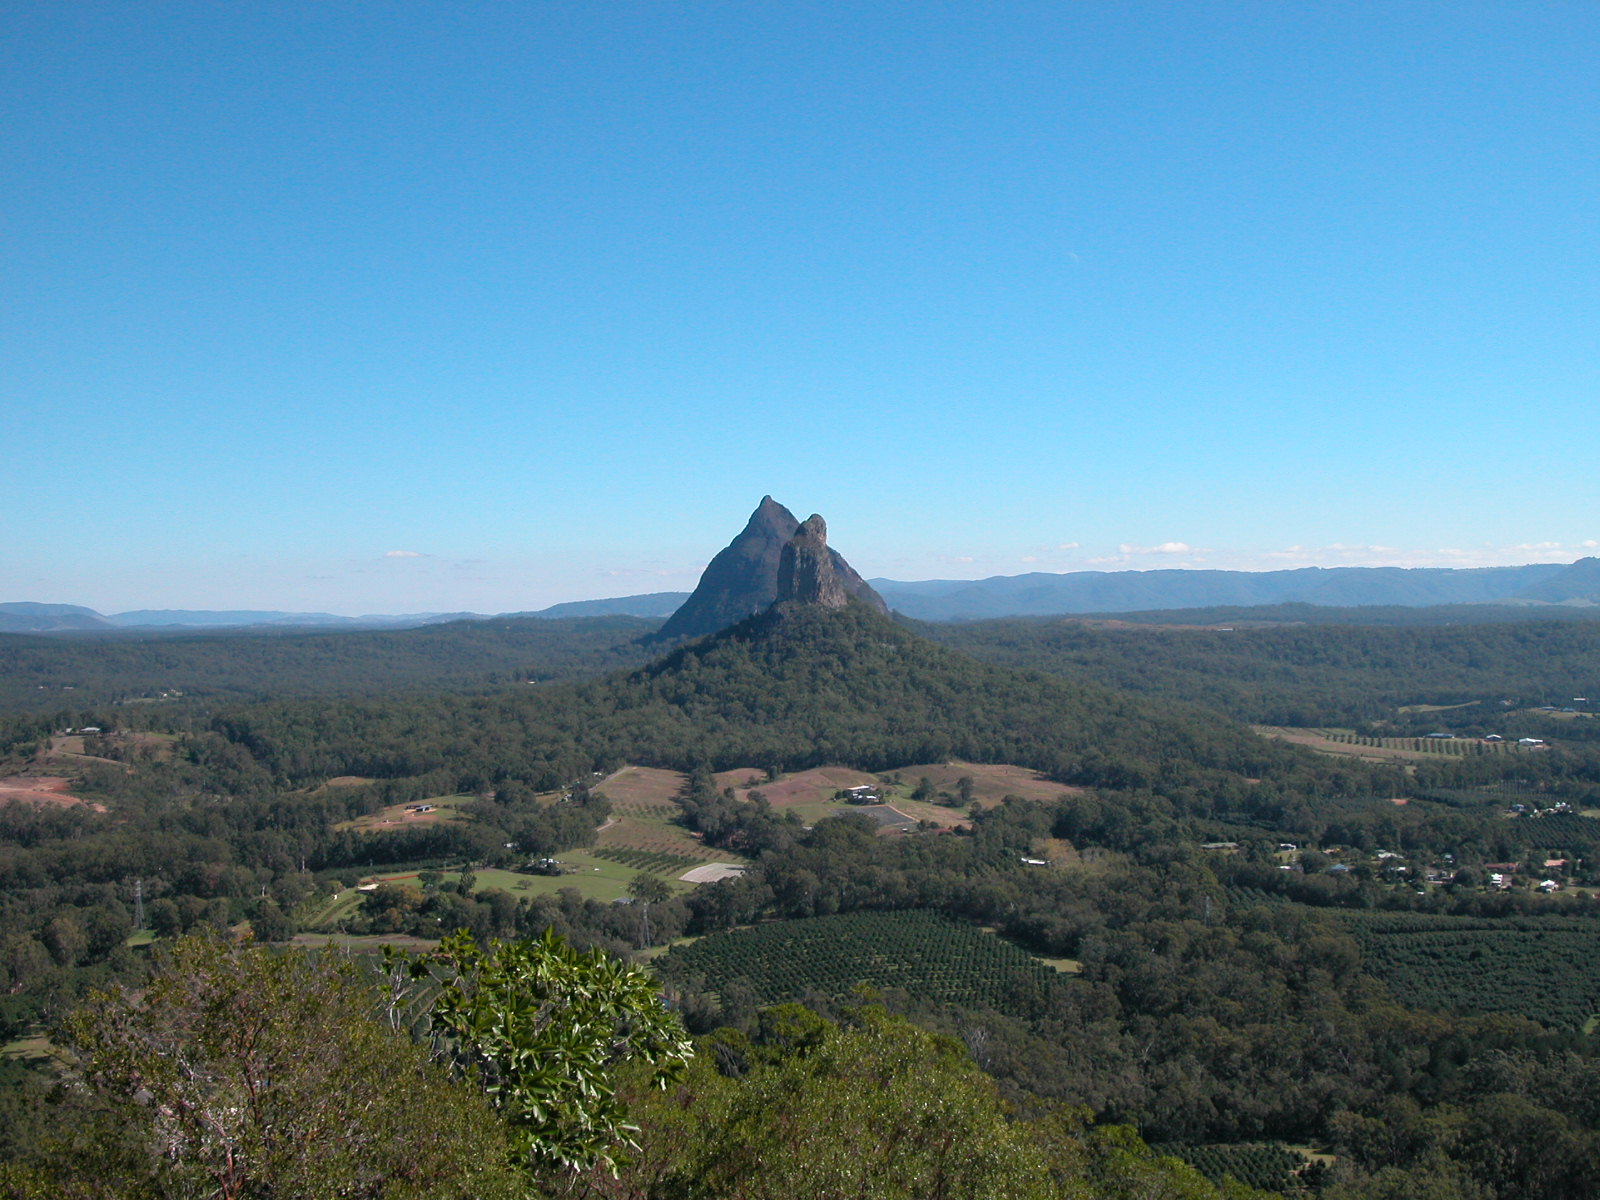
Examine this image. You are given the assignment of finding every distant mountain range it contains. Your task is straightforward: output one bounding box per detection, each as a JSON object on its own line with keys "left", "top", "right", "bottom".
{"left": 6, "top": 558, "right": 1599, "bottom": 635}
{"left": 870, "top": 560, "right": 1600, "bottom": 621}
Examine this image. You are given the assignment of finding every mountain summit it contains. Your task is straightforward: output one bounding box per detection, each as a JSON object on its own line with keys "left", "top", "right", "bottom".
{"left": 776, "top": 515, "right": 886, "bottom": 612}
{"left": 650, "top": 498, "right": 885, "bottom": 641}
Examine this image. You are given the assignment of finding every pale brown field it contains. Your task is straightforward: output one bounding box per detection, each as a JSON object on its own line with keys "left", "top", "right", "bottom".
{"left": 334, "top": 794, "right": 473, "bottom": 832}
{"left": 595, "top": 766, "right": 688, "bottom": 813}
{"left": 886, "top": 761, "right": 1084, "bottom": 804}
{"left": 728, "top": 765, "right": 880, "bottom": 807}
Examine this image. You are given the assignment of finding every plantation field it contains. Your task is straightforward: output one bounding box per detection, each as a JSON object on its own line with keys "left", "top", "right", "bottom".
{"left": 1254, "top": 726, "right": 1528, "bottom": 762}
{"left": 656, "top": 909, "right": 1070, "bottom": 1020}
{"left": 308, "top": 853, "right": 681, "bottom": 927}
{"left": 311, "top": 775, "right": 377, "bottom": 791}
{"left": 592, "top": 766, "right": 737, "bottom": 861}
{"left": 595, "top": 812, "right": 734, "bottom": 861}
{"left": 1253, "top": 727, "right": 1436, "bottom": 763}
{"left": 1154, "top": 1144, "right": 1310, "bottom": 1193}
{"left": 333, "top": 793, "right": 474, "bottom": 832}
{"left": 595, "top": 765, "right": 687, "bottom": 811}
{"left": 1333, "top": 909, "right": 1600, "bottom": 1031}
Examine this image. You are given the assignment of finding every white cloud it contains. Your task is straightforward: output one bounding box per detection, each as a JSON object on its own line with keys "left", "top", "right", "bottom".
{"left": 1020, "top": 555, "right": 1040, "bottom": 563}
{"left": 1119, "top": 541, "right": 1198, "bottom": 556}
{"left": 1057, "top": 542, "right": 1080, "bottom": 551}
{"left": 385, "top": 550, "right": 423, "bottom": 559}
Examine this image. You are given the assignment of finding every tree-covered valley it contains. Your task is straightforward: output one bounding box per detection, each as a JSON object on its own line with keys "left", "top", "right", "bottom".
{"left": 4, "top": 596, "right": 1600, "bottom": 1198}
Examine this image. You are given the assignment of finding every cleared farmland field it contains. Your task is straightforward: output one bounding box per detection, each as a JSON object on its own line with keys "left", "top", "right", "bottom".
{"left": 882, "top": 761, "right": 1083, "bottom": 805}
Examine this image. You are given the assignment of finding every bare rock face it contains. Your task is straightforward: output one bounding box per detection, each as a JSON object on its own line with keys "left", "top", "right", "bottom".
{"left": 777, "top": 515, "right": 889, "bottom": 613}
{"left": 651, "top": 497, "right": 888, "bottom": 641}
{"left": 650, "top": 497, "right": 801, "bottom": 642}
{"left": 777, "top": 516, "right": 851, "bottom": 608}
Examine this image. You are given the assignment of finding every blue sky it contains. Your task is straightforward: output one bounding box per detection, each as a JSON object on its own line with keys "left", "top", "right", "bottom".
{"left": 5, "top": 2, "right": 1598, "bottom": 614}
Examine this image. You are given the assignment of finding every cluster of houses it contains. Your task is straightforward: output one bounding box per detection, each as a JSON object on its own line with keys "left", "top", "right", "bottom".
{"left": 1201, "top": 837, "right": 1592, "bottom": 895}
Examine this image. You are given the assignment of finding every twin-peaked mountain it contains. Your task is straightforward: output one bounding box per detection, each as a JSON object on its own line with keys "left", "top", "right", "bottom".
{"left": 649, "top": 498, "right": 885, "bottom": 642}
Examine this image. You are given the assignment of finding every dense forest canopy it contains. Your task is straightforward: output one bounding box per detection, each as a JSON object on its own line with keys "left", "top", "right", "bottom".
{"left": 4, "top": 598, "right": 1600, "bottom": 1197}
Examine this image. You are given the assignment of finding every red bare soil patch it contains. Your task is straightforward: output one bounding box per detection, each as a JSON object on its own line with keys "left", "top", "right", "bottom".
{"left": 0, "top": 776, "right": 105, "bottom": 812}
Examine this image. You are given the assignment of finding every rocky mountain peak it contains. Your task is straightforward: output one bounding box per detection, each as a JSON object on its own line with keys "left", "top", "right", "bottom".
{"left": 777, "top": 515, "right": 850, "bottom": 608}
{"left": 649, "top": 497, "right": 802, "bottom": 642}
{"left": 777, "top": 514, "right": 889, "bottom": 614}
{"left": 650, "top": 499, "right": 887, "bottom": 641}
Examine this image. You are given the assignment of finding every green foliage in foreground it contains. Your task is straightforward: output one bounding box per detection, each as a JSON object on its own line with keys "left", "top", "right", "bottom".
{"left": 658, "top": 909, "right": 1067, "bottom": 1020}
{"left": 3, "top": 935, "right": 523, "bottom": 1200}
{"left": 578, "top": 1005, "right": 1276, "bottom": 1200}
{"left": 402, "top": 929, "right": 693, "bottom": 1175}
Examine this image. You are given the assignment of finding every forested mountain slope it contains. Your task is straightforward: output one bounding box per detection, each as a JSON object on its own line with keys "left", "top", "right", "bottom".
{"left": 921, "top": 616, "right": 1600, "bottom": 727}
{"left": 217, "top": 602, "right": 1305, "bottom": 797}
{"left": 0, "top": 616, "right": 661, "bottom": 711}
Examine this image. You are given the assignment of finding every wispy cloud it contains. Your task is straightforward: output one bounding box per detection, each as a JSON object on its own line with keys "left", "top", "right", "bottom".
{"left": 1198, "top": 541, "right": 1590, "bottom": 571}
{"left": 385, "top": 550, "right": 423, "bottom": 559}
{"left": 1119, "top": 541, "right": 1199, "bottom": 556}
